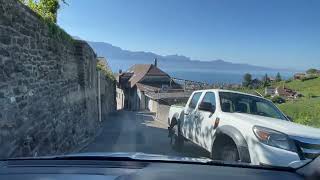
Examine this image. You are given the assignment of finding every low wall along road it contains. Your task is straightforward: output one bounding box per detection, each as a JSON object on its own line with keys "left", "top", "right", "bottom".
{"left": 0, "top": 0, "right": 116, "bottom": 158}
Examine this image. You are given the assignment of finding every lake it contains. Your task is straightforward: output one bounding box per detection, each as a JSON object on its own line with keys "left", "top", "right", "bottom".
{"left": 166, "top": 70, "right": 294, "bottom": 84}
{"left": 108, "top": 59, "right": 295, "bottom": 84}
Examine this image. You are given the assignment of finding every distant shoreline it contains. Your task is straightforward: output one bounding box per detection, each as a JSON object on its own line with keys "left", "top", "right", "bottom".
{"left": 166, "top": 69, "right": 294, "bottom": 85}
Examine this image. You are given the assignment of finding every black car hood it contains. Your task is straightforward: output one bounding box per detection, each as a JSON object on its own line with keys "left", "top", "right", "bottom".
{"left": 58, "top": 152, "right": 212, "bottom": 163}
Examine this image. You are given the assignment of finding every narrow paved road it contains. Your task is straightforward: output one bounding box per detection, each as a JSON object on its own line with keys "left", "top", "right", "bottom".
{"left": 81, "top": 111, "right": 209, "bottom": 158}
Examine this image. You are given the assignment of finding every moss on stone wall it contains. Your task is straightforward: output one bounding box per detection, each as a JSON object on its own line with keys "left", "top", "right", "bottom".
{"left": 44, "top": 19, "right": 75, "bottom": 44}
{"left": 97, "top": 60, "right": 115, "bottom": 81}
{"left": 18, "top": 0, "right": 74, "bottom": 44}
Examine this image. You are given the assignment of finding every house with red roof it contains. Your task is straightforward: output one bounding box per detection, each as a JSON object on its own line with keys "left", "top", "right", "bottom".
{"left": 116, "top": 59, "right": 186, "bottom": 111}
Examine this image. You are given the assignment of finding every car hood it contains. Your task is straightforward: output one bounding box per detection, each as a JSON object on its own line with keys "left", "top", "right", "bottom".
{"left": 226, "top": 113, "right": 320, "bottom": 139}
{"left": 7, "top": 152, "right": 303, "bottom": 169}
{"left": 11, "top": 152, "right": 212, "bottom": 164}
{"left": 63, "top": 152, "right": 212, "bottom": 163}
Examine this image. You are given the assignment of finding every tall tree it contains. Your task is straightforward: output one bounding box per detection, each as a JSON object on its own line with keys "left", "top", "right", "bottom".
{"left": 243, "top": 73, "right": 252, "bottom": 87}
{"left": 262, "top": 73, "right": 270, "bottom": 87}
{"left": 275, "top": 72, "right": 282, "bottom": 82}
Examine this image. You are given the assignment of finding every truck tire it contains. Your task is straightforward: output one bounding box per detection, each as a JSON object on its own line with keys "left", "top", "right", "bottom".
{"left": 211, "top": 135, "right": 239, "bottom": 162}
{"left": 170, "top": 121, "right": 184, "bottom": 151}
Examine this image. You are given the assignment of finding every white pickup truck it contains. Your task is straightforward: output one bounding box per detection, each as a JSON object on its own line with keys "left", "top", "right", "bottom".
{"left": 168, "top": 89, "right": 320, "bottom": 166}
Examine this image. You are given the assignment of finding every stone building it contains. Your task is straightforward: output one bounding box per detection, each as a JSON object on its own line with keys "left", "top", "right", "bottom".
{"left": 275, "top": 86, "right": 302, "bottom": 99}
{"left": 294, "top": 73, "right": 306, "bottom": 80}
{"left": 116, "top": 59, "right": 187, "bottom": 111}
{"left": 265, "top": 87, "right": 276, "bottom": 96}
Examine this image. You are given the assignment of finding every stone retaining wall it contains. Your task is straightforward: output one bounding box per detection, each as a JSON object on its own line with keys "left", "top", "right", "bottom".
{"left": 0, "top": 0, "right": 115, "bottom": 158}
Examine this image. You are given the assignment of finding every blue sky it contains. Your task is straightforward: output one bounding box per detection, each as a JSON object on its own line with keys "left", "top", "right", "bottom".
{"left": 58, "top": 0, "right": 320, "bottom": 69}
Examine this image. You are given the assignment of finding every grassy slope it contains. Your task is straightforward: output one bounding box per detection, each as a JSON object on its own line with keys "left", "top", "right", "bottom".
{"left": 277, "top": 78, "right": 320, "bottom": 128}
{"left": 278, "top": 98, "right": 320, "bottom": 128}
{"left": 235, "top": 78, "right": 320, "bottom": 128}
{"left": 282, "top": 78, "right": 320, "bottom": 96}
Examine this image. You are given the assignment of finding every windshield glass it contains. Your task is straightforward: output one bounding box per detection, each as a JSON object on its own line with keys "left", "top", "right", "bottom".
{"left": 1, "top": 0, "right": 320, "bottom": 170}
{"left": 219, "top": 92, "right": 287, "bottom": 120}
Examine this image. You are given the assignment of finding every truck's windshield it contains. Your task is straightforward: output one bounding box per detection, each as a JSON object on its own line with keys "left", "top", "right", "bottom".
{"left": 219, "top": 92, "right": 287, "bottom": 120}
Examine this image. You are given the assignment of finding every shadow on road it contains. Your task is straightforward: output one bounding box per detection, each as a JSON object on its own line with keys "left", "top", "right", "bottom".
{"left": 81, "top": 110, "right": 209, "bottom": 159}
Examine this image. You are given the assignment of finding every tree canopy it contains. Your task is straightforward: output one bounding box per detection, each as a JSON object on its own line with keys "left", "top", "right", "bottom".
{"left": 243, "top": 73, "right": 252, "bottom": 87}
{"left": 19, "top": 0, "right": 67, "bottom": 23}
{"left": 275, "top": 72, "right": 282, "bottom": 82}
{"left": 306, "top": 68, "right": 318, "bottom": 74}
{"left": 262, "top": 73, "right": 270, "bottom": 87}
{"left": 97, "top": 59, "right": 115, "bottom": 81}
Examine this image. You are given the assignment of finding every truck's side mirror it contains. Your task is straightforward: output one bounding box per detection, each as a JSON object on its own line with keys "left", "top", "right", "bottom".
{"left": 199, "top": 102, "right": 215, "bottom": 113}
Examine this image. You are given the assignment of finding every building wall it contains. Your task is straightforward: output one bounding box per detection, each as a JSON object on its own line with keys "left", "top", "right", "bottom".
{"left": 128, "top": 87, "right": 139, "bottom": 111}
{"left": 0, "top": 0, "right": 115, "bottom": 158}
{"left": 265, "top": 88, "right": 275, "bottom": 96}
{"left": 99, "top": 72, "right": 116, "bottom": 117}
{"left": 155, "top": 104, "right": 171, "bottom": 125}
{"left": 137, "top": 89, "right": 147, "bottom": 110}
{"left": 116, "top": 87, "right": 125, "bottom": 110}
{"left": 148, "top": 99, "right": 158, "bottom": 113}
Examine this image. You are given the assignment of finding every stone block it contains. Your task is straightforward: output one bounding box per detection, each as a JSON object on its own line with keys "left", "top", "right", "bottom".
{"left": 0, "top": 47, "right": 10, "bottom": 57}
{"left": 20, "top": 26, "right": 32, "bottom": 37}
{"left": 3, "top": 60, "right": 15, "bottom": 77}
{"left": 0, "top": 36, "right": 11, "bottom": 45}
{"left": 13, "top": 87, "right": 21, "bottom": 95}
{"left": 17, "top": 37, "right": 30, "bottom": 48}
{"left": 15, "top": 63, "right": 24, "bottom": 72}
{"left": 15, "top": 96, "right": 23, "bottom": 103}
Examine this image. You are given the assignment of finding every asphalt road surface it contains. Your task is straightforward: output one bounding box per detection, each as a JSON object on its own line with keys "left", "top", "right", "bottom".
{"left": 82, "top": 111, "right": 209, "bottom": 158}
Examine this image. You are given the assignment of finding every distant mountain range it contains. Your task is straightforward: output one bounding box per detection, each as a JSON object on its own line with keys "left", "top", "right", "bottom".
{"left": 85, "top": 40, "right": 294, "bottom": 74}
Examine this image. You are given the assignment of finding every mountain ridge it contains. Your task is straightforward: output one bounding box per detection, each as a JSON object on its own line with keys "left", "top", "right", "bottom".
{"left": 87, "top": 40, "right": 295, "bottom": 72}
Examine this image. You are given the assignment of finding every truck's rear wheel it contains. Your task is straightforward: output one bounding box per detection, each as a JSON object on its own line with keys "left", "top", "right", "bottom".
{"left": 170, "top": 123, "right": 184, "bottom": 151}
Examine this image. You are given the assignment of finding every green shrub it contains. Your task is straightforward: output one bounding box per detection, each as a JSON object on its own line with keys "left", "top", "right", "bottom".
{"left": 306, "top": 93, "right": 316, "bottom": 99}
{"left": 285, "top": 79, "right": 292, "bottom": 83}
{"left": 19, "top": 0, "right": 67, "bottom": 23}
{"left": 264, "top": 94, "right": 271, "bottom": 99}
{"left": 306, "top": 68, "right": 319, "bottom": 74}
{"left": 301, "top": 75, "right": 318, "bottom": 82}
{"left": 97, "top": 60, "right": 115, "bottom": 81}
{"left": 19, "top": 0, "right": 73, "bottom": 44}
{"left": 44, "top": 19, "right": 74, "bottom": 44}
{"left": 271, "top": 96, "right": 286, "bottom": 104}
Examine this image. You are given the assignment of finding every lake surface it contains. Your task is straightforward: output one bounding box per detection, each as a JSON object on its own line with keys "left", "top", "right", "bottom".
{"left": 109, "top": 59, "right": 295, "bottom": 84}
{"left": 166, "top": 70, "right": 294, "bottom": 84}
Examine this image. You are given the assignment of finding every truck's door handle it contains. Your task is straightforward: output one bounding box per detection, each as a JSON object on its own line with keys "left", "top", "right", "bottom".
{"left": 184, "top": 112, "right": 189, "bottom": 115}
